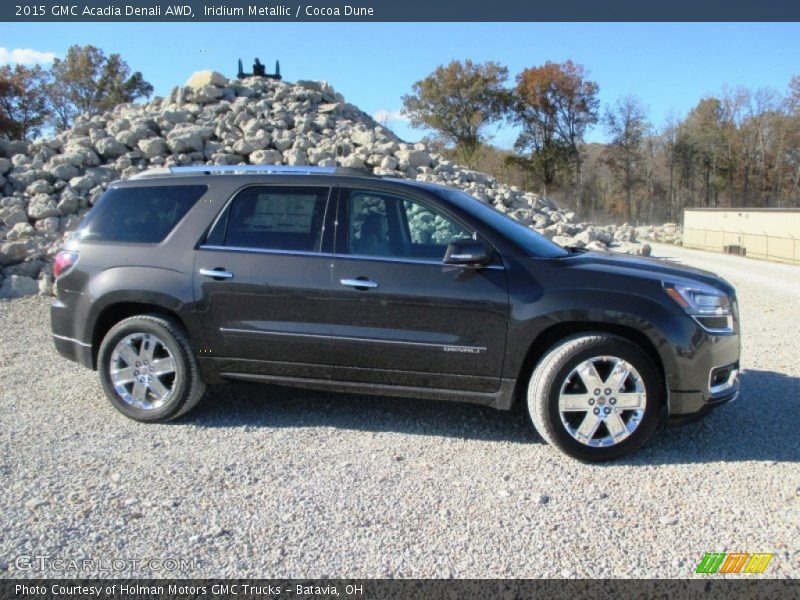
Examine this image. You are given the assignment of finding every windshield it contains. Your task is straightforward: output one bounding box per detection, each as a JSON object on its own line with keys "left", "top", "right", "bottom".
{"left": 433, "top": 188, "right": 568, "bottom": 258}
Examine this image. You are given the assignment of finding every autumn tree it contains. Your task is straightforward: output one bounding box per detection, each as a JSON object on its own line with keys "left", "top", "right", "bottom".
{"left": 47, "top": 45, "right": 153, "bottom": 130}
{"left": 401, "top": 59, "right": 510, "bottom": 166}
{"left": 512, "top": 60, "right": 599, "bottom": 208}
{"left": 0, "top": 64, "right": 49, "bottom": 140}
{"left": 604, "top": 95, "right": 649, "bottom": 221}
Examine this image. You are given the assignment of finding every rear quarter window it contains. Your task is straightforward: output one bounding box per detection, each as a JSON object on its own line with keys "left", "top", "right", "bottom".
{"left": 78, "top": 185, "right": 207, "bottom": 243}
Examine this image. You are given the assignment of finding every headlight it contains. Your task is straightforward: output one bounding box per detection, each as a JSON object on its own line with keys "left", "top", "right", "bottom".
{"left": 663, "top": 283, "right": 734, "bottom": 333}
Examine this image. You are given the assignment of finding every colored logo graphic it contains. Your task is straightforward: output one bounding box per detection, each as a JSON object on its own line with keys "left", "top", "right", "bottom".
{"left": 696, "top": 552, "right": 774, "bottom": 574}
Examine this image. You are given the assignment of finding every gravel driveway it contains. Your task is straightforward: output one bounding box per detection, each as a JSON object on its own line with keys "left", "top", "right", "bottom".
{"left": 0, "top": 244, "right": 797, "bottom": 579}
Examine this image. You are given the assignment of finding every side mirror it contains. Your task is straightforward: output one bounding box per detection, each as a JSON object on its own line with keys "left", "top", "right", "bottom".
{"left": 443, "top": 239, "right": 493, "bottom": 267}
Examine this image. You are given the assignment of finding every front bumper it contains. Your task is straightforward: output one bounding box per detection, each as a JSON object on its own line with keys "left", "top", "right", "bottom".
{"left": 665, "top": 312, "right": 741, "bottom": 419}
{"left": 659, "top": 282, "right": 742, "bottom": 420}
{"left": 668, "top": 376, "right": 739, "bottom": 423}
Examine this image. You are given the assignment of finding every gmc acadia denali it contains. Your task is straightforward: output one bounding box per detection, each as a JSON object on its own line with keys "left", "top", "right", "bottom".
{"left": 51, "top": 165, "right": 740, "bottom": 460}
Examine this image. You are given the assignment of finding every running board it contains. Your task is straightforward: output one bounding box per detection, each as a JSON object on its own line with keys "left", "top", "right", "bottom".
{"left": 218, "top": 371, "right": 516, "bottom": 410}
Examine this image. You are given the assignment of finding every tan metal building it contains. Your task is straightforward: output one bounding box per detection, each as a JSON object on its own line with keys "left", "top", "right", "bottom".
{"left": 682, "top": 208, "right": 800, "bottom": 265}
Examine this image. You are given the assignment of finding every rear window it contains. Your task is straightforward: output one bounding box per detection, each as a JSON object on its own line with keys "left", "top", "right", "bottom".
{"left": 78, "top": 185, "right": 207, "bottom": 243}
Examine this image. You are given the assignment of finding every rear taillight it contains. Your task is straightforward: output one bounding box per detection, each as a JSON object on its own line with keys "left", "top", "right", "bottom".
{"left": 53, "top": 251, "right": 79, "bottom": 278}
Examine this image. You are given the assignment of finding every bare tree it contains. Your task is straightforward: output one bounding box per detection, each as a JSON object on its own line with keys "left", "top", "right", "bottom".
{"left": 604, "top": 95, "right": 649, "bottom": 222}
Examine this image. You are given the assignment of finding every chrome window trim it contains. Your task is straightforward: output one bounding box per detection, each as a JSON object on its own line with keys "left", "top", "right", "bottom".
{"left": 197, "top": 245, "right": 505, "bottom": 269}
{"left": 332, "top": 252, "right": 505, "bottom": 270}
{"left": 199, "top": 244, "right": 331, "bottom": 258}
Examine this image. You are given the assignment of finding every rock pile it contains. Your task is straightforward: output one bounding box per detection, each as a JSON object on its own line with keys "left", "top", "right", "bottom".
{"left": 0, "top": 70, "right": 649, "bottom": 298}
{"left": 635, "top": 223, "right": 682, "bottom": 245}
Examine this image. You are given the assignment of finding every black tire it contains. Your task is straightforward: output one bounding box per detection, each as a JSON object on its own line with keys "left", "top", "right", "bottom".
{"left": 97, "top": 314, "right": 206, "bottom": 422}
{"left": 527, "top": 333, "right": 663, "bottom": 461}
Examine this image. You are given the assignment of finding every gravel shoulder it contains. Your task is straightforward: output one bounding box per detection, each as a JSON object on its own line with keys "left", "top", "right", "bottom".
{"left": 0, "top": 245, "right": 798, "bottom": 579}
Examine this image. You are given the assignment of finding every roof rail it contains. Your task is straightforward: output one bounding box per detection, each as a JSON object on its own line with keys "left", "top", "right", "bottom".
{"left": 129, "top": 164, "right": 378, "bottom": 180}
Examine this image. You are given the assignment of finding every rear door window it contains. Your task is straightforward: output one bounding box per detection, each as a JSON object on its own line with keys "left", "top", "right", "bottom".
{"left": 211, "top": 186, "right": 330, "bottom": 253}
{"left": 79, "top": 185, "right": 207, "bottom": 243}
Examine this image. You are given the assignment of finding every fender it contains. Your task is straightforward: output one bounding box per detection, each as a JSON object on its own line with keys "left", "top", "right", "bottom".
{"left": 503, "top": 287, "right": 688, "bottom": 393}
{"left": 82, "top": 266, "right": 207, "bottom": 353}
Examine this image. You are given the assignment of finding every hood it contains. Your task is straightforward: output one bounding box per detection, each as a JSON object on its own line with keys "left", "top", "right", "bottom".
{"left": 557, "top": 249, "right": 735, "bottom": 296}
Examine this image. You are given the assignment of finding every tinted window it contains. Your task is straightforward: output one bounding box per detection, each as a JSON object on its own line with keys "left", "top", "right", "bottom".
{"left": 79, "top": 185, "right": 206, "bottom": 243}
{"left": 223, "top": 186, "right": 329, "bottom": 252}
{"left": 348, "top": 190, "right": 473, "bottom": 260}
{"left": 433, "top": 188, "right": 568, "bottom": 258}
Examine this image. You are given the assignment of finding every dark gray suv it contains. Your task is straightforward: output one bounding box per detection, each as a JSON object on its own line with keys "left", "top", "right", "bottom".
{"left": 51, "top": 165, "right": 740, "bottom": 460}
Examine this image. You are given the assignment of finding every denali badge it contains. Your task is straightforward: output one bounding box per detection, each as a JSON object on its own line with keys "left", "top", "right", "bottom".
{"left": 443, "top": 346, "right": 484, "bottom": 354}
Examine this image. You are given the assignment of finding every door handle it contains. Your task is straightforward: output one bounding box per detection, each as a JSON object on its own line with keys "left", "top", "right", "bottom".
{"left": 199, "top": 268, "right": 234, "bottom": 280}
{"left": 340, "top": 278, "right": 378, "bottom": 289}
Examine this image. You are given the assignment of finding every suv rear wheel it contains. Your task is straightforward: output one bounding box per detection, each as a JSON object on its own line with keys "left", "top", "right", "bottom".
{"left": 527, "top": 333, "right": 662, "bottom": 461}
{"left": 98, "top": 314, "right": 206, "bottom": 422}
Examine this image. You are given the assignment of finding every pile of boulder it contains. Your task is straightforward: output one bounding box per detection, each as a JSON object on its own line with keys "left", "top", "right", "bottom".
{"left": 0, "top": 70, "right": 651, "bottom": 299}
{"left": 635, "top": 223, "right": 682, "bottom": 245}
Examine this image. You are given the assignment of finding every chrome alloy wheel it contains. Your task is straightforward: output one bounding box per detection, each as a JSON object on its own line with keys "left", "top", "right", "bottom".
{"left": 109, "top": 333, "right": 178, "bottom": 410}
{"left": 558, "top": 355, "right": 646, "bottom": 447}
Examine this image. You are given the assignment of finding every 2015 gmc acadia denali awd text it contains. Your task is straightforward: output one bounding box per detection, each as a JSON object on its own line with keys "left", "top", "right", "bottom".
{"left": 51, "top": 165, "right": 740, "bottom": 460}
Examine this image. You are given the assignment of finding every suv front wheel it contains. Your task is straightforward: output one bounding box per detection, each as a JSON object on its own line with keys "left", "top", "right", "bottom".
{"left": 527, "top": 333, "right": 663, "bottom": 461}
{"left": 98, "top": 314, "right": 206, "bottom": 422}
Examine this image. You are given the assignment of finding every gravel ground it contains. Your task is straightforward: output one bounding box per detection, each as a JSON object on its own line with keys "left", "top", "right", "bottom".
{"left": 0, "top": 245, "right": 798, "bottom": 579}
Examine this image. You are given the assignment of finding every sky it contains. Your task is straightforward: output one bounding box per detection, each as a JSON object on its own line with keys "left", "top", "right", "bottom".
{"left": 1, "top": 22, "right": 799, "bottom": 147}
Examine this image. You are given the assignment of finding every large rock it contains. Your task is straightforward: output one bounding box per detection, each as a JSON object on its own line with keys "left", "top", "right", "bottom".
{"left": 250, "top": 149, "right": 282, "bottom": 165}
{"left": 68, "top": 172, "right": 100, "bottom": 193}
{"left": 283, "top": 148, "right": 308, "bottom": 166}
{"left": 396, "top": 149, "right": 431, "bottom": 169}
{"left": 95, "top": 137, "right": 128, "bottom": 159}
{"left": 552, "top": 235, "right": 583, "bottom": 249}
{"left": 185, "top": 70, "right": 227, "bottom": 89}
{"left": 2, "top": 259, "right": 43, "bottom": 279}
{"left": 27, "top": 194, "right": 59, "bottom": 220}
{"left": 114, "top": 123, "right": 154, "bottom": 148}
{"left": 57, "top": 195, "right": 79, "bottom": 215}
{"left": 6, "top": 222, "right": 35, "bottom": 241}
{"left": 0, "top": 242, "right": 28, "bottom": 265}
{"left": 167, "top": 125, "right": 213, "bottom": 154}
{"left": 192, "top": 85, "right": 225, "bottom": 104}
{"left": 138, "top": 137, "right": 168, "bottom": 159}
{"left": 2, "top": 209, "right": 28, "bottom": 227}
{"left": 339, "top": 155, "right": 365, "bottom": 169}
{"left": 0, "top": 275, "right": 39, "bottom": 298}
{"left": 44, "top": 161, "right": 80, "bottom": 181}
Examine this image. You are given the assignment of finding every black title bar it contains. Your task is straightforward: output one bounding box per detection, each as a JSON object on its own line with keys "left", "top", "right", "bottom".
{"left": 2, "top": 579, "right": 799, "bottom": 600}
{"left": 3, "top": 0, "right": 800, "bottom": 22}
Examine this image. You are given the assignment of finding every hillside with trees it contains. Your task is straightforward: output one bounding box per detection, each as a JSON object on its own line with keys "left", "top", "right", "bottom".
{"left": 3, "top": 51, "right": 798, "bottom": 225}
{"left": 403, "top": 60, "right": 800, "bottom": 223}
